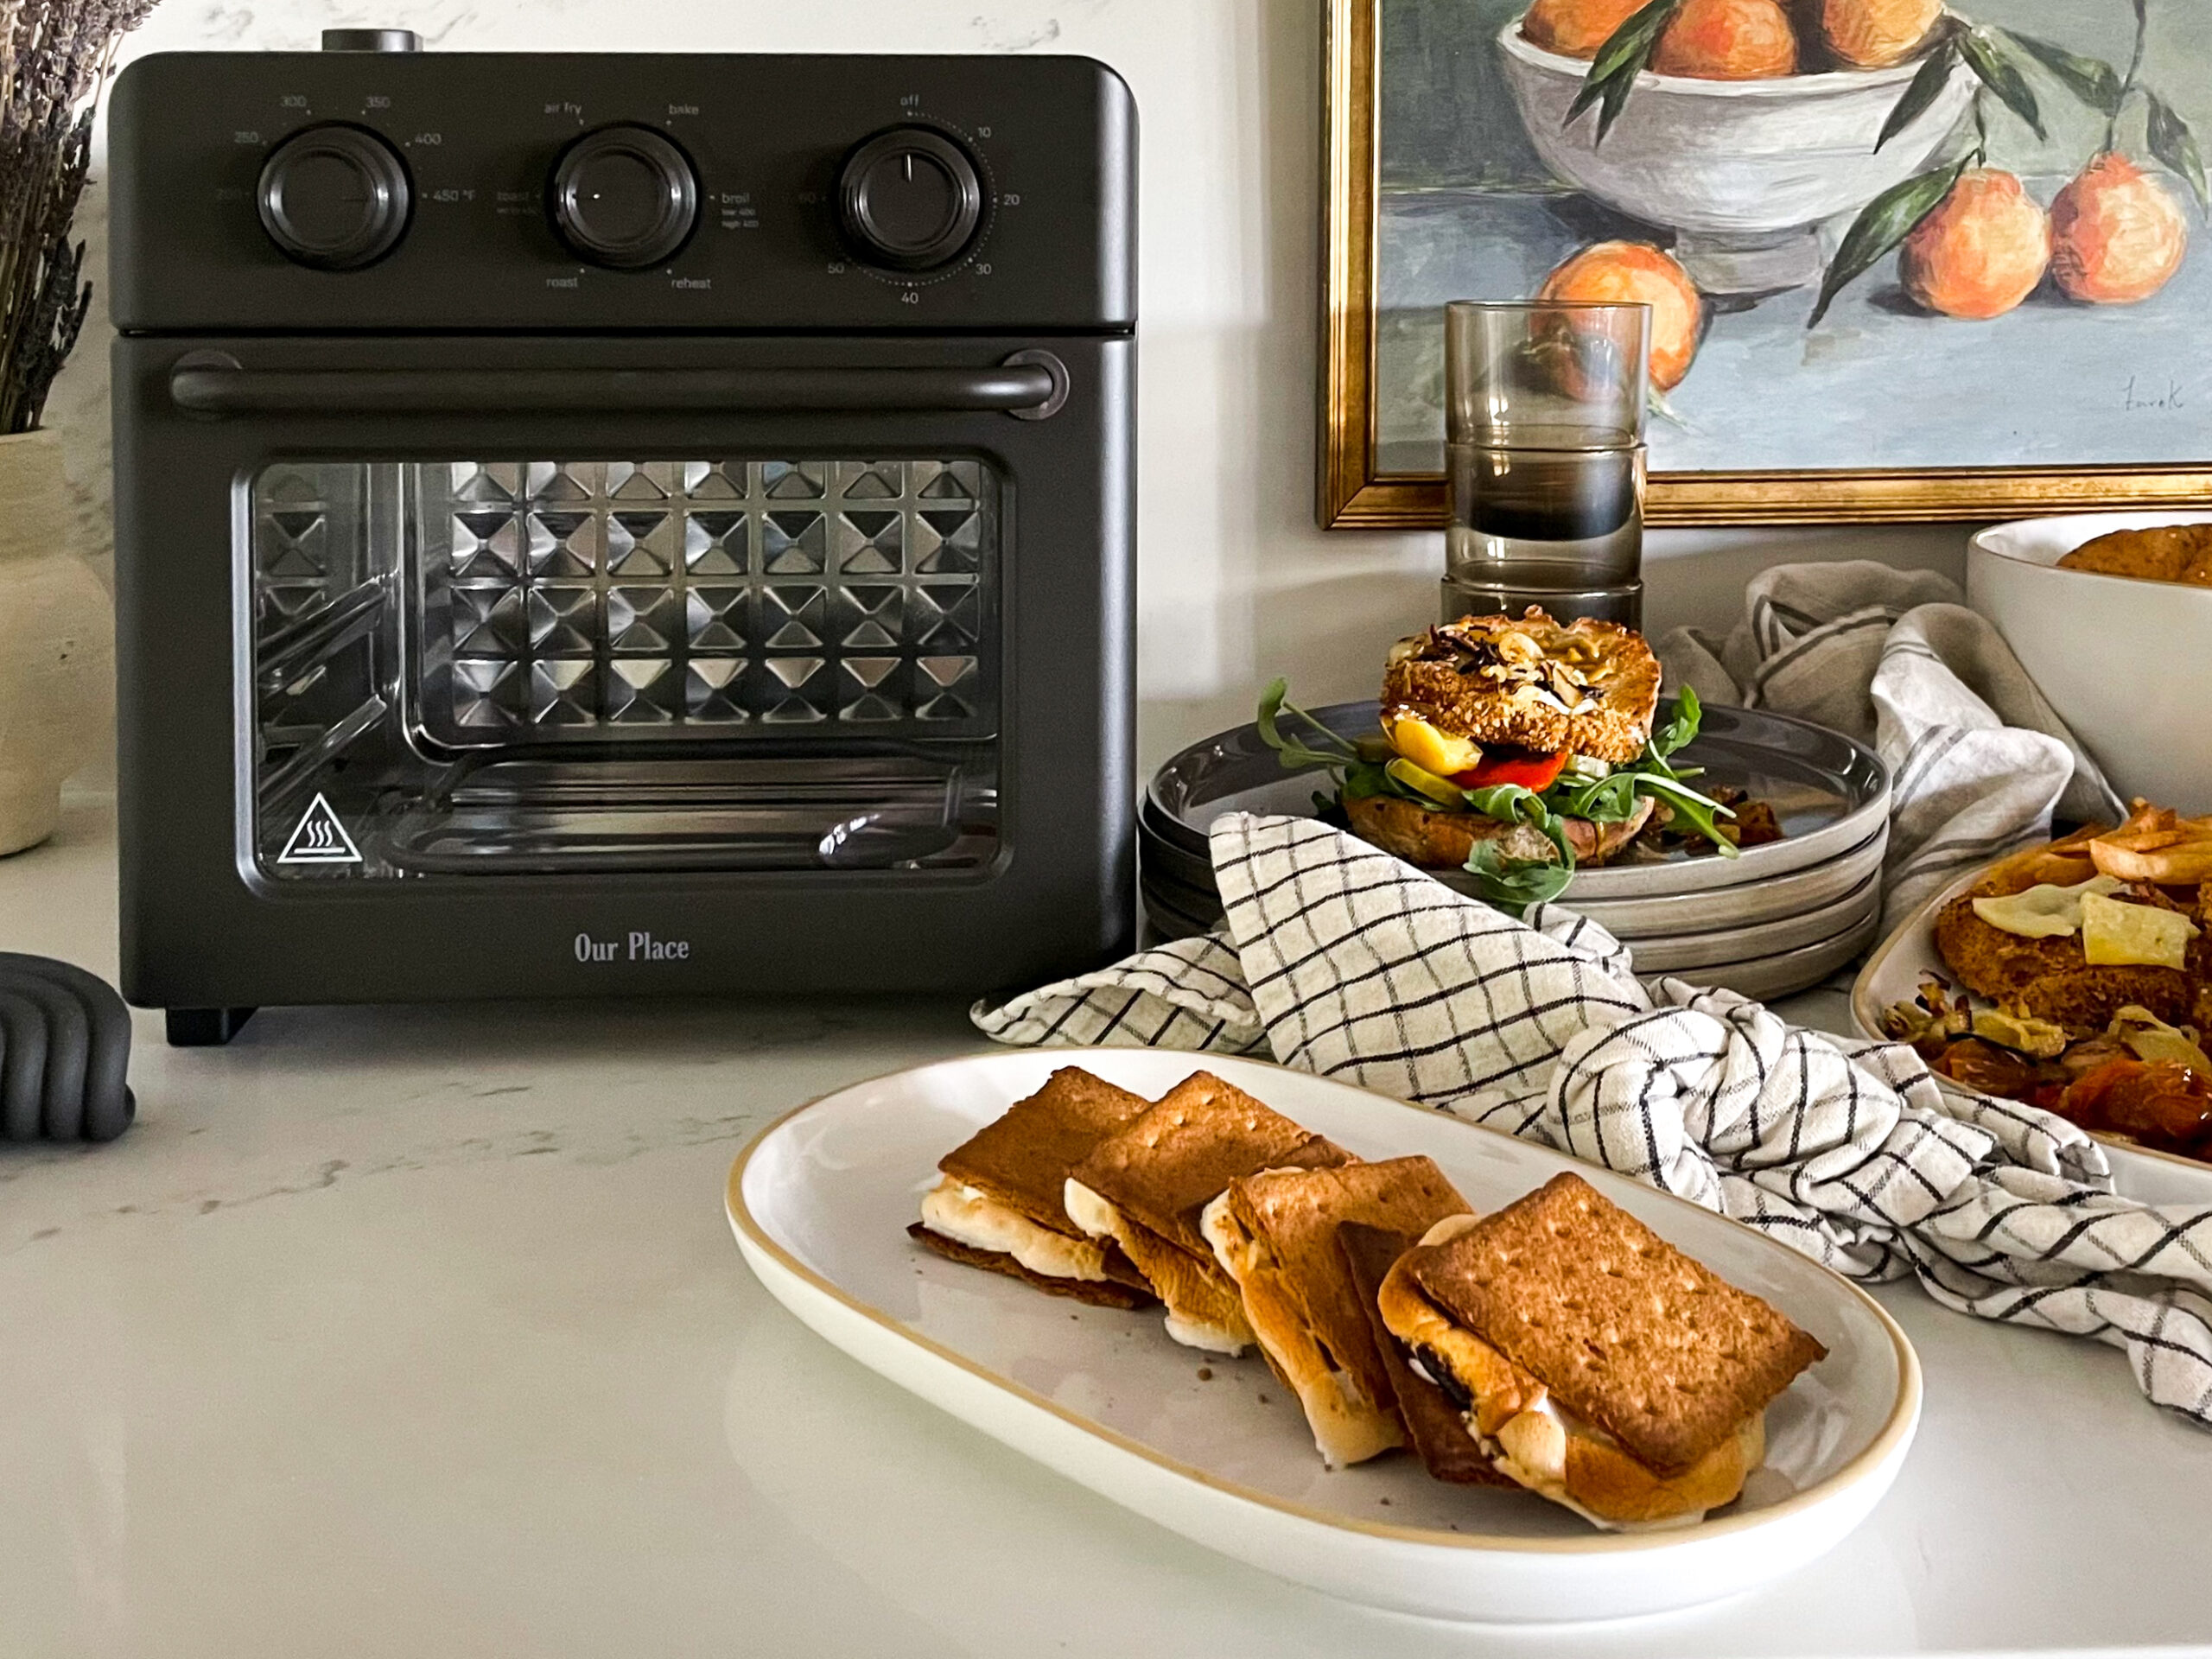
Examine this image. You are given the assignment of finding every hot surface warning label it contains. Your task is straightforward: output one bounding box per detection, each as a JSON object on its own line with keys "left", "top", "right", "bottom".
{"left": 277, "top": 793, "right": 362, "bottom": 865}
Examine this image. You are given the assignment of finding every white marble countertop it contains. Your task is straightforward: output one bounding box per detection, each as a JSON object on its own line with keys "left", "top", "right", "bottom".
{"left": 4, "top": 797, "right": 2209, "bottom": 1658}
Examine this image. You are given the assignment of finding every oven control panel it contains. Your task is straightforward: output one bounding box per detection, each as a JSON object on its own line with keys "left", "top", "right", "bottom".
{"left": 108, "top": 48, "right": 1135, "bottom": 332}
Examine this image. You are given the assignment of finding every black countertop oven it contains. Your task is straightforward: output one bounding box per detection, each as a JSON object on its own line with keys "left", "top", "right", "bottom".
{"left": 107, "top": 38, "right": 1135, "bottom": 1044}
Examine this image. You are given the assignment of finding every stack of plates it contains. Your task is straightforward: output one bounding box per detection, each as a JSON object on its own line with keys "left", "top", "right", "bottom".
{"left": 1140, "top": 700, "right": 1891, "bottom": 1003}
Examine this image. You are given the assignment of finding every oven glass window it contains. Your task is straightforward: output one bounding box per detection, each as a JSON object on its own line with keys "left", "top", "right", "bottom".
{"left": 245, "top": 459, "right": 1001, "bottom": 879}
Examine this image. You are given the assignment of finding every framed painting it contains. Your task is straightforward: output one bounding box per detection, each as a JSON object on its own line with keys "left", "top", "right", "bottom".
{"left": 1319, "top": 0, "right": 2212, "bottom": 528}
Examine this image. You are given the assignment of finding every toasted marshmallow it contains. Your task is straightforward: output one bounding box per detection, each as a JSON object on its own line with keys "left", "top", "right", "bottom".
{"left": 919, "top": 1179, "right": 1110, "bottom": 1282}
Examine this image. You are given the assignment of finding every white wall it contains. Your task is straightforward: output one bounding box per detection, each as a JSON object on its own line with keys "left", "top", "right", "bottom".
{"left": 57, "top": 0, "right": 1968, "bottom": 776}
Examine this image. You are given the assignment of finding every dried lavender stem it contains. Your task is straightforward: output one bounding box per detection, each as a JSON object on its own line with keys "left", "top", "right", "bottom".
{"left": 0, "top": 0, "right": 156, "bottom": 434}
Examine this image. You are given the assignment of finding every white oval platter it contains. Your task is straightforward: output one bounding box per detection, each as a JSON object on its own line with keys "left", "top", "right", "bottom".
{"left": 726, "top": 1047, "right": 1920, "bottom": 1624}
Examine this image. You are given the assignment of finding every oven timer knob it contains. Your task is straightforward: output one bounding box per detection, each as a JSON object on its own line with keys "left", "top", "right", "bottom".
{"left": 838, "top": 127, "right": 983, "bottom": 272}
{"left": 550, "top": 125, "right": 699, "bottom": 270}
{"left": 257, "top": 124, "right": 412, "bottom": 271}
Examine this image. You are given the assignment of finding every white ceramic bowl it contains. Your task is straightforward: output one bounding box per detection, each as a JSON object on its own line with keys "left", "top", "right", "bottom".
{"left": 1968, "top": 512, "right": 2212, "bottom": 814}
{"left": 1495, "top": 15, "right": 1974, "bottom": 294}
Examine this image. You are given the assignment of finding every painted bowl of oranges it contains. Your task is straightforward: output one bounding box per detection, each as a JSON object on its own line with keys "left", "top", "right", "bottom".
{"left": 1497, "top": 1, "right": 1976, "bottom": 296}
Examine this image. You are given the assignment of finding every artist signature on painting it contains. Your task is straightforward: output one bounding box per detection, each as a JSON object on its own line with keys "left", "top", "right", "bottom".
{"left": 2122, "top": 375, "right": 2186, "bottom": 412}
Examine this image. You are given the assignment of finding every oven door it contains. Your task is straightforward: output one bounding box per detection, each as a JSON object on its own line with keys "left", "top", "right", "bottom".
{"left": 112, "top": 332, "right": 1132, "bottom": 1003}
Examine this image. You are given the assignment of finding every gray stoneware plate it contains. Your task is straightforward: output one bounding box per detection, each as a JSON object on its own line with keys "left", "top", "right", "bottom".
{"left": 1628, "top": 875, "right": 1880, "bottom": 974}
{"left": 1686, "top": 911, "right": 1884, "bottom": 1002}
{"left": 1139, "top": 816, "right": 1889, "bottom": 944}
{"left": 1138, "top": 854, "right": 1879, "bottom": 979}
{"left": 1138, "top": 880, "right": 1881, "bottom": 1001}
{"left": 1146, "top": 700, "right": 1890, "bottom": 904}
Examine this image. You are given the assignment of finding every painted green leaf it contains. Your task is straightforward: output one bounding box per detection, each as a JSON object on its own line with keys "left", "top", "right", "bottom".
{"left": 2001, "top": 29, "right": 2123, "bottom": 115}
{"left": 1876, "top": 39, "right": 1961, "bottom": 153}
{"left": 1958, "top": 26, "right": 2046, "bottom": 141}
{"left": 2146, "top": 89, "right": 2211, "bottom": 219}
{"left": 1807, "top": 156, "right": 1967, "bottom": 329}
{"left": 1565, "top": 0, "right": 1684, "bottom": 147}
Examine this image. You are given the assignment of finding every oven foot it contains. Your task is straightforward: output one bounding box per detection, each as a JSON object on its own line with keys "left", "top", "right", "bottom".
{"left": 166, "top": 1007, "right": 257, "bottom": 1046}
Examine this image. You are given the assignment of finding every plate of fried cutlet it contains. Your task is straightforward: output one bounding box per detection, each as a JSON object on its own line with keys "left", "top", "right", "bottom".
{"left": 726, "top": 1051, "right": 1920, "bottom": 1622}
{"left": 1853, "top": 803, "right": 2212, "bottom": 1205}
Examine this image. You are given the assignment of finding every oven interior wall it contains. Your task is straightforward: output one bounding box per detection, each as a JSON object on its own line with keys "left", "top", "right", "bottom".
{"left": 247, "top": 457, "right": 1001, "bottom": 878}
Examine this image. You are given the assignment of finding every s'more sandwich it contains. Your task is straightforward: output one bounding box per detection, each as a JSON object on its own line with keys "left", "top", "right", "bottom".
{"left": 1337, "top": 1222, "right": 1516, "bottom": 1488}
{"left": 909, "top": 1067, "right": 1159, "bottom": 1308}
{"left": 1377, "top": 1173, "right": 1827, "bottom": 1529}
{"left": 1064, "top": 1071, "right": 1352, "bottom": 1354}
{"left": 1198, "top": 1155, "right": 1472, "bottom": 1467}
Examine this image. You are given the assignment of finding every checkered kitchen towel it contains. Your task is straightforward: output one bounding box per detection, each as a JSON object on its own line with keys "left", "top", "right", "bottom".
{"left": 975, "top": 812, "right": 2212, "bottom": 1430}
{"left": 1656, "top": 560, "right": 2125, "bottom": 932}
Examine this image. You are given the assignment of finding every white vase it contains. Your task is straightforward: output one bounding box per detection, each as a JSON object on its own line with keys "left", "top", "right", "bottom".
{"left": 0, "top": 426, "right": 110, "bottom": 855}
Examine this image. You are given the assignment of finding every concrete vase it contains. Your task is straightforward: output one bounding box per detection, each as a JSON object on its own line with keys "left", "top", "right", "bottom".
{"left": 0, "top": 426, "right": 108, "bottom": 855}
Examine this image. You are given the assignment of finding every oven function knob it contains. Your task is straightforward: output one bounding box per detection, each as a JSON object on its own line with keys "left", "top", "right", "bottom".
{"left": 838, "top": 127, "right": 983, "bottom": 272}
{"left": 550, "top": 125, "right": 698, "bottom": 270}
{"left": 320, "top": 28, "right": 421, "bottom": 50}
{"left": 257, "top": 124, "right": 411, "bottom": 271}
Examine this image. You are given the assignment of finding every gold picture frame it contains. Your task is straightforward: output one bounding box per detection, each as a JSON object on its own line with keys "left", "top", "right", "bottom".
{"left": 1318, "top": 0, "right": 2212, "bottom": 531}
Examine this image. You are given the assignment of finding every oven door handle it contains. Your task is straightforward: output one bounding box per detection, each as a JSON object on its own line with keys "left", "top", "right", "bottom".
{"left": 166, "top": 353, "right": 1069, "bottom": 419}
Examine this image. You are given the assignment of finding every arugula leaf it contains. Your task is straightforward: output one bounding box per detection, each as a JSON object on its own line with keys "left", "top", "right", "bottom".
{"left": 1463, "top": 783, "right": 1544, "bottom": 823}
{"left": 1255, "top": 678, "right": 1357, "bottom": 771}
{"left": 1339, "top": 762, "right": 1395, "bottom": 801}
{"left": 1546, "top": 768, "right": 1641, "bottom": 823}
{"left": 1255, "top": 679, "right": 1441, "bottom": 811}
{"left": 1638, "top": 773, "right": 1740, "bottom": 855}
{"left": 1464, "top": 842, "right": 1575, "bottom": 916}
{"left": 1464, "top": 785, "right": 1579, "bottom": 869}
{"left": 1650, "top": 685, "right": 1702, "bottom": 761}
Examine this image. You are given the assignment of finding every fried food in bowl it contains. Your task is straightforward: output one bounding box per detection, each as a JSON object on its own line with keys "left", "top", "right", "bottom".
{"left": 1968, "top": 512, "right": 2212, "bottom": 813}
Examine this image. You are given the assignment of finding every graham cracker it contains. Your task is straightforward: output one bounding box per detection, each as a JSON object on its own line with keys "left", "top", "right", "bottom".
{"left": 906, "top": 1224, "right": 1157, "bottom": 1310}
{"left": 1409, "top": 1173, "right": 1827, "bottom": 1475}
{"left": 938, "top": 1067, "right": 1154, "bottom": 1236}
{"left": 1338, "top": 1221, "right": 1516, "bottom": 1487}
{"left": 1070, "top": 1071, "right": 1352, "bottom": 1258}
{"left": 1227, "top": 1157, "right": 1471, "bottom": 1423}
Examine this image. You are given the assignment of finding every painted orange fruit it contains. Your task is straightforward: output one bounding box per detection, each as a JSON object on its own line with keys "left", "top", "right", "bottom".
{"left": 1521, "top": 0, "right": 1647, "bottom": 59}
{"left": 2050, "top": 153, "right": 2189, "bottom": 306}
{"left": 1897, "top": 168, "right": 2050, "bottom": 320}
{"left": 1650, "top": 0, "right": 1799, "bottom": 79}
{"left": 1820, "top": 0, "right": 1942, "bottom": 68}
{"left": 1538, "top": 241, "right": 1705, "bottom": 391}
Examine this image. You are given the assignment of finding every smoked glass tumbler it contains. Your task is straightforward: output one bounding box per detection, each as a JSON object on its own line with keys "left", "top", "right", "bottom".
{"left": 1442, "top": 300, "right": 1650, "bottom": 629}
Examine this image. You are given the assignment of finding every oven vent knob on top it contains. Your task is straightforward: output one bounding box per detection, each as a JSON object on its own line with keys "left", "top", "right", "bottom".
{"left": 838, "top": 126, "right": 983, "bottom": 271}
{"left": 257, "top": 124, "right": 412, "bottom": 270}
{"left": 550, "top": 125, "right": 699, "bottom": 270}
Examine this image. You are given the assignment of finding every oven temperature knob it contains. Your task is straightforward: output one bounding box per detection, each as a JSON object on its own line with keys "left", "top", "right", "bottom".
{"left": 838, "top": 127, "right": 983, "bottom": 271}
{"left": 257, "top": 124, "right": 411, "bottom": 271}
{"left": 550, "top": 125, "right": 699, "bottom": 270}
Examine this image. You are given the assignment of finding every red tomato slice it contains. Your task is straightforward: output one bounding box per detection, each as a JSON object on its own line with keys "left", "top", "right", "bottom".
{"left": 1453, "top": 750, "right": 1567, "bottom": 791}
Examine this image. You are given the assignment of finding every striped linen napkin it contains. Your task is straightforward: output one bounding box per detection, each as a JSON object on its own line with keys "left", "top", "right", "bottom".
{"left": 1654, "top": 559, "right": 2123, "bottom": 931}
{"left": 975, "top": 811, "right": 2212, "bottom": 1430}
